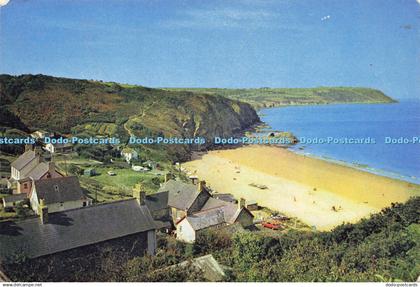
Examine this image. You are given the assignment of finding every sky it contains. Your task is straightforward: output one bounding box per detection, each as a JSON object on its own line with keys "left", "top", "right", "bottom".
{"left": 0, "top": 0, "right": 419, "bottom": 99}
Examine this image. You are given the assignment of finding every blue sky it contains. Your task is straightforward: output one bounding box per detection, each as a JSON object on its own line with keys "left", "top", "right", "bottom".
{"left": 0, "top": 0, "right": 419, "bottom": 99}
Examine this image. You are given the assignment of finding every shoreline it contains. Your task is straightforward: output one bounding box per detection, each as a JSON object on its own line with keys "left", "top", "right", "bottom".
{"left": 288, "top": 148, "right": 420, "bottom": 185}
{"left": 254, "top": 100, "right": 419, "bottom": 185}
{"left": 184, "top": 145, "right": 420, "bottom": 231}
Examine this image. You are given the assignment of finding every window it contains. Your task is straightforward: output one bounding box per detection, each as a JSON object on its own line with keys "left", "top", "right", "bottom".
{"left": 24, "top": 183, "right": 28, "bottom": 189}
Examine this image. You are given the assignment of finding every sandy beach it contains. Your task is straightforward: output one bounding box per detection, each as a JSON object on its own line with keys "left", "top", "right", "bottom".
{"left": 184, "top": 146, "right": 420, "bottom": 230}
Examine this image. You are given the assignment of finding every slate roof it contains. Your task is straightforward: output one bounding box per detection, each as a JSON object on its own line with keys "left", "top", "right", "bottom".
{"left": 158, "top": 180, "right": 204, "bottom": 210}
{"left": 0, "top": 199, "right": 156, "bottom": 259}
{"left": 213, "top": 193, "right": 237, "bottom": 203}
{"left": 25, "top": 162, "right": 50, "bottom": 180}
{"left": 200, "top": 197, "right": 227, "bottom": 210}
{"left": 185, "top": 208, "right": 226, "bottom": 231}
{"left": 33, "top": 176, "right": 85, "bottom": 204}
{"left": 10, "top": 151, "right": 37, "bottom": 170}
{"left": 181, "top": 199, "right": 253, "bottom": 231}
{"left": 145, "top": 191, "right": 169, "bottom": 212}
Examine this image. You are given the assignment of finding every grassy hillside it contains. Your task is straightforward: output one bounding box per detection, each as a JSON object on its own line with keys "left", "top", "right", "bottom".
{"left": 166, "top": 87, "right": 396, "bottom": 108}
{"left": 0, "top": 74, "right": 259, "bottom": 160}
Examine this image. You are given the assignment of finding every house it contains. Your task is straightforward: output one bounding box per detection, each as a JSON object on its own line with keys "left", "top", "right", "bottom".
{"left": 121, "top": 147, "right": 138, "bottom": 163}
{"left": 0, "top": 197, "right": 157, "bottom": 260}
{"left": 2, "top": 194, "right": 27, "bottom": 210}
{"left": 158, "top": 180, "right": 212, "bottom": 223}
{"left": 30, "top": 176, "right": 91, "bottom": 214}
{"left": 8, "top": 148, "right": 63, "bottom": 194}
{"left": 30, "top": 130, "right": 53, "bottom": 140}
{"left": 176, "top": 198, "right": 254, "bottom": 243}
{"left": 142, "top": 160, "right": 157, "bottom": 169}
{"left": 142, "top": 178, "right": 254, "bottom": 242}
{"left": 45, "top": 142, "right": 73, "bottom": 154}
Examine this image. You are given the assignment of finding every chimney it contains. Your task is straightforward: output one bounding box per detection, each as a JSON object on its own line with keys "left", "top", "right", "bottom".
{"left": 39, "top": 199, "right": 48, "bottom": 224}
{"left": 238, "top": 198, "right": 246, "bottom": 209}
{"left": 198, "top": 180, "right": 206, "bottom": 192}
{"left": 190, "top": 176, "right": 198, "bottom": 185}
{"left": 140, "top": 191, "right": 146, "bottom": 206}
{"left": 133, "top": 183, "right": 146, "bottom": 205}
{"left": 48, "top": 162, "right": 55, "bottom": 176}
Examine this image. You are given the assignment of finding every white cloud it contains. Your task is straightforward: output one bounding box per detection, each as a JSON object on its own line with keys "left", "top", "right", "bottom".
{"left": 161, "top": 7, "right": 280, "bottom": 30}
{"left": 0, "top": 0, "right": 10, "bottom": 7}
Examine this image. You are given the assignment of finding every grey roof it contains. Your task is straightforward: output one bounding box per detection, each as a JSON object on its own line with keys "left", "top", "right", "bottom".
{"left": 185, "top": 208, "right": 226, "bottom": 231}
{"left": 201, "top": 197, "right": 227, "bottom": 210}
{"left": 20, "top": 162, "right": 52, "bottom": 181}
{"left": 10, "top": 151, "right": 37, "bottom": 170}
{"left": 213, "top": 193, "right": 237, "bottom": 203}
{"left": 183, "top": 199, "right": 253, "bottom": 231}
{"left": 33, "top": 176, "right": 85, "bottom": 204}
{"left": 158, "top": 180, "right": 204, "bottom": 210}
{"left": 0, "top": 199, "right": 156, "bottom": 259}
{"left": 145, "top": 191, "right": 169, "bottom": 212}
{"left": 2, "top": 194, "right": 27, "bottom": 204}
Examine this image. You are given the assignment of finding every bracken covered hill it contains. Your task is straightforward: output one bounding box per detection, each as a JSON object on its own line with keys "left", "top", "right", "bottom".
{"left": 0, "top": 74, "right": 260, "bottom": 160}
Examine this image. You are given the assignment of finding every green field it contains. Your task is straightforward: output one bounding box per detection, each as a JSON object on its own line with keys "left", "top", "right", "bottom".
{"left": 165, "top": 87, "right": 396, "bottom": 108}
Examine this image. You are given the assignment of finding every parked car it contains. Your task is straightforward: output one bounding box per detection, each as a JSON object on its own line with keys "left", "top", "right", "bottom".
{"left": 107, "top": 171, "right": 116, "bottom": 176}
{"left": 262, "top": 222, "right": 283, "bottom": 230}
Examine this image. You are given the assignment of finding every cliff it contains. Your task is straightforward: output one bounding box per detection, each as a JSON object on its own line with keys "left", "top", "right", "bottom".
{"left": 166, "top": 87, "right": 396, "bottom": 108}
{"left": 0, "top": 74, "right": 260, "bottom": 160}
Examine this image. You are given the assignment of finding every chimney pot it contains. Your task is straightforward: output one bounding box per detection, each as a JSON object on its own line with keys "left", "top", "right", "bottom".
{"left": 198, "top": 180, "right": 206, "bottom": 192}
{"left": 39, "top": 200, "right": 49, "bottom": 224}
{"left": 238, "top": 198, "right": 246, "bottom": 209}
{"left": 140, "top": 191, "right": 146, "bottom": 206}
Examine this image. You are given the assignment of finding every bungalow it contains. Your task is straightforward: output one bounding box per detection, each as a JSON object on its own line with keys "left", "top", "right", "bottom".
{"left": 0, "top": 197, "right": 157, "bottom": 260}
{"left": 45, "top": 142, "right": 73, "bottom": 154}
{"left": 30, "top": 176, "right": 91, "bottom": 214}
{"left": 121, "top": 147, "right": 138, "bottom": 163}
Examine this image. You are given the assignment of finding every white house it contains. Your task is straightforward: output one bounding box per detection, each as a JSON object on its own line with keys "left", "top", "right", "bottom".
{"left": 30, "top": 176, "right": 91, "bottom": 214}
{"left": 176, "top": 199, "right": 254, "bottom": 243}
{"left": 121, "top": 148, "right": 138, "bottom": 163}
{"left": 44, "top": 142, "right": 73, "bottom": 154}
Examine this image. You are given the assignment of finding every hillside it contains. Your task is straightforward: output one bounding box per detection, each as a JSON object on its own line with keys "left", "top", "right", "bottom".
{"left": 0, "top": 74, "right": 259, "bottom": 160}
{"left": 166, "top": 87, "right": 396, "bottom": 108}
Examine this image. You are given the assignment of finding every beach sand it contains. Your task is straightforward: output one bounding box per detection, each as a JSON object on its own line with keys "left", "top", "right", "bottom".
{"left": 183, "top": 146, "right": 420, "bottom": 230}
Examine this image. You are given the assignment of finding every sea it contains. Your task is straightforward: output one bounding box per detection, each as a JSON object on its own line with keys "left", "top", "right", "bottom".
{"left": 259, "top": 99, "right": 420, "bottom": 184}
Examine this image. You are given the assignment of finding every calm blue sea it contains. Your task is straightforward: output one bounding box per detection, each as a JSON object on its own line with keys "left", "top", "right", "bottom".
{"left": 259, "top": 100, "right": 420, "bottom": 184}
